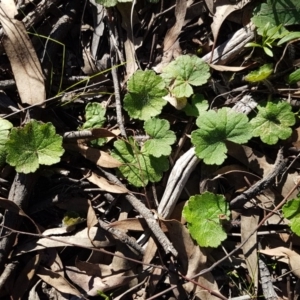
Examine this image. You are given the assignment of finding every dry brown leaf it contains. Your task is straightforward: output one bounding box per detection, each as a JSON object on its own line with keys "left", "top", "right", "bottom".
{"left": 66, "top": 143, "right": 122, "bottom": 168}
{"left": 164, "top": 220, "right": 220, "bottom": 300}
{"left": 66, "top": 266, "right": 136, "bottom": 296}
{"left": 143, "top": 236, "right": 158, "bottom": 266}
{"left": 163, "top": 0, "right": 186, "bottom": 52}
{"left": 71, "top": 127, "right": 120, "bottom": 144}
{"left": 12, "top": 254, "right": 41, "bottom": 300}
{"left": 163, "top": 93, "right": 187, "bottom": 110}
{"left": 209, "top": 64, "right": 249, "bottom": 72}
{"left": 76, "top": 259, "right": 129, "bottom": 277}
{"left": 207, "top": 0, "right": 251, "bottom": 50}
{"left": 91, "top": 128, "right": 118, "bottom": 138}
{"left": 84, "top": 170, "right": 128, "bottom": 193}
{"left": 109, "top": 218, "right": 168, "bottom": 232}
{"left": 50, "top": 250, "right": 64, "bottom": 277}
{"left": 78, "top": 144, "right": 122, "bottom": 168}
{"left": 117, "top": 2, "right": 139, "bottom": 78}
{"left": 0, "top": 0, "right": 45, "bottom": 106}
{"left": 0, "top": 197, "right": 41, "bottom": 234}
{"left": 87, "top": 200, "right": 99, "bottom": 246}
{"left": 13, "top": 227, "right": 114, "bottom": 255}
{"left": 37, "top": 266, "right": 83, "bottom": 298}
{"left": 259, "top": 247, "right": 300, "bottom": 278}
{"left": 153, "top": 0, "right": 186, "bottom": 73}
{"left": 241, "top": 210, "right": 259, "bottom": 292}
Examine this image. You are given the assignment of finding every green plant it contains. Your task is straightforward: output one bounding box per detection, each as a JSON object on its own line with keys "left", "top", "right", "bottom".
{"left": 244, "top": 63, "right": 273, "bottom": 82}
{"left": 6, "top": 120, "right": 64, "bottom": 174}
{"left": 161, "top": 55, "right": 210, "bottom": 98}
{"left": 191, "top": 108, "right": 252, "bottom": 165}
{"left": 287, "top": 68, "right": 300, "bottom": 84}
{"left": 0, "top": 118, "right": 13, "bottom": 167}
{"left": 245, "top": 23, "right": 286, "bottom": 57}
{"left": 62, "top": 211, "right": 85, "bottom": 227}
{"left": 81, "top": 102, "right": 107, "bottom": 147}
{"left": 143, "top": 118, "right": 176, "bottom": 157}
{"left": 282, "top": 197, "right": 300, "bottom": 236}
{"left": 250, "top": 100, "right": 295, "bottom": 145}
{"left": 112, "top": 137, "right": 169, "bottom": 187}
{"left": 123, "top": 70, "right": 167, "bottom": 121}
{"left": 112, "top": 118, "right": 175, "bottom": 187}
{"left": 182, "top": 192, "right": 230, "bottom": 248}
{"left": 95, "top": 0, "right": 131, "bottom": 7}
{"left": 247, "top": 0, "right": 300, "bottom": 56}
{"left": 182, "top": 94, "right": 209, "bottom": 117}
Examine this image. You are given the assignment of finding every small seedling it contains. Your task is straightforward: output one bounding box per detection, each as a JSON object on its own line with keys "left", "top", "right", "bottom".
{"left": 245, "top": 23, "right": 286, "bottom": 57}
{"left": 81, "top": 102, "right": 107, "bottom": 147}
{"left": 182, "top": 94, "right": 209, "bottom": 117}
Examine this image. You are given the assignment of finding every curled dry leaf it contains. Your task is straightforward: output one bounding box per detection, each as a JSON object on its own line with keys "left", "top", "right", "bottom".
{"left": 259, "top": 247, "right": 300, "bottom": 278}
{"left": 37, "top": 266, "right": 82, "bottom": 298}
{"left": 0, "top": 0, "right": 45, "bottom": 106}
{"left": 209, "top": 64, "right": 249, "bottom": 72}
{"left": 87, "top": 200, "right": 99, "bottom": 246}
{"left": 84, "top": 170, "right": 129, "bottom": 193}
{"left": 208, "top": 0, "right": 251, "bottom": 49}
{"left": 78, "top": 145, "right": 123, "bottom": 168}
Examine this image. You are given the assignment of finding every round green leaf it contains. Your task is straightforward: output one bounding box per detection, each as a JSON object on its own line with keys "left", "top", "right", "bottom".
{"left": 183, "top": 192, "right": 230, "bottom": 248}
{"left": 143, "top": 118, "right": 176, "bottom": 157}
{"left": 283, "top": 198, "right": 300, "bottom": 236}
{"left": 182, "top": 94, "right": 209, "bottom": 117}
{"left": 191, "top": 108, "right": 252, "bottom": 165}
{"left": 161, "top": 55, "right": 210, "bottom": 98}
{"left": 250, "top": 100, "right": 295, "bottom": 145}
{"left": 112, "top": 138, "right": 169, "bottom": 187}
{"left": 82, "top": 102, "right": 106, "bottom": 129}
{"left": 124, "top": 70, "right": 167, "bottom": 121}
{"left": 6, "top": 120, "right": 64, "bottom": 173}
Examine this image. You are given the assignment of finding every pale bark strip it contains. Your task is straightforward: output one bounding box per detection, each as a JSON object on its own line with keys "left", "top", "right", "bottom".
{"left": 202, "top": 23, "right": 255, "bottom": 65}
{"left": 0, "top": 0, "right": 45, "bottom": 106}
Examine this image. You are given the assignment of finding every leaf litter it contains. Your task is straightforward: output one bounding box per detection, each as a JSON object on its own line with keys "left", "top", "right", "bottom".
{"left": 1, "top": 0, "right": 300, "bottom": 299}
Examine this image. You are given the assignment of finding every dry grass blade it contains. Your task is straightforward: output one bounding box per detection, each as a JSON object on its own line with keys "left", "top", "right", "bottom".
{"left": 0, "top": 1, "right": 45, "bottom": 106}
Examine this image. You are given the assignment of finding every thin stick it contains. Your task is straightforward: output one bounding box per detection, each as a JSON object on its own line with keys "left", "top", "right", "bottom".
{"left": 98, "top": 168, "right": 178, "bottom": 256}
{"left": 230, "top": 148, "right": 287, "bottom": 208}
{"left": 107, "top": 10, "right": 127, "bottom": 138}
